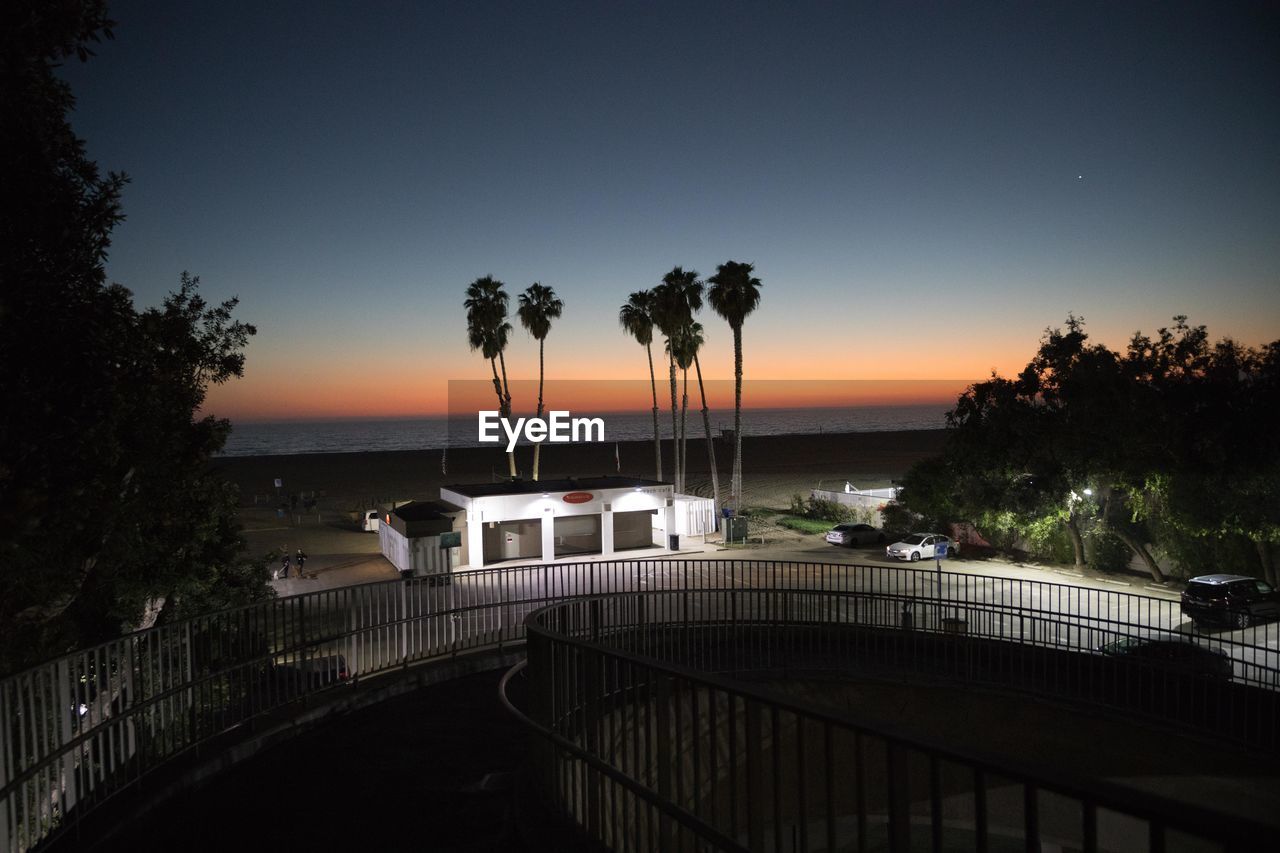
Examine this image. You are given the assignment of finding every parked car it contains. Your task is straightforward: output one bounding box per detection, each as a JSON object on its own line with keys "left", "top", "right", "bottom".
{"left": 362, "top": 510, "right": 381, "bottom": 532}
{"left": 1181, "top": 574, "right": 1280, "bottom": 629}
{"left": 1098, "top": 633, "right": 1232, "bottom": 680}
{"left": 825, "top": 523, "right": 886, "bottom": 547}
{"left": 885, "top": 533, "right": 959, "bottom": 562}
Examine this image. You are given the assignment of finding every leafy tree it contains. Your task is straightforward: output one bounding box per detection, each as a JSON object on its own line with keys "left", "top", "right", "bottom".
{"left": 708, "top": 261, "right": 762, "bottom": 509}
{"left": 1016, "top": 317, "right": 1162, "bottom": 577}
{"left": 1, "top": 4, "right": 266, "bottom": 672}
{"left": 899, "top": 314, "right": 1280, "bottom": 583}
{"left": 1125, "top": 323, "right": 1280, "bottom": 583}
{"left": 619, "top": 290, "right": 662, "bottom": 479}
{"left": 517, "top": 282, "right": 563, "bottom": 481}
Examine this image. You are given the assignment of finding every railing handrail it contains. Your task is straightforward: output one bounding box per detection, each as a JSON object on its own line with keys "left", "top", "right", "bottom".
{"left": 0, "top": 559, "right": 1194, "bottom": 686}
{"left": 3, "top": 559, "right": 1275, "bottom": 852}
{"left": 516, "top": 590, "right": 1278, "bottom": 849}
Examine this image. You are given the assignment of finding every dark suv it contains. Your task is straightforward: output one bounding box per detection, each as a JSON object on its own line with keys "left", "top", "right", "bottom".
{"left": 1181, "top": 574, "right": 1280, "bottom": 629}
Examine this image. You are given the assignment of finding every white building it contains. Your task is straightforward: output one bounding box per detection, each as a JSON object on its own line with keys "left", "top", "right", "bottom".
{"left": 440, "top": 476, "right": 688, "bottom": 568}
{"left": 378, "top": 500, "right": 463, "bottom": 577}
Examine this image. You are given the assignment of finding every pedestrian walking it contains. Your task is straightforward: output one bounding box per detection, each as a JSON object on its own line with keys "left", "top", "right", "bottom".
{"left": 295, "top": 548, "right": 307, "bottom": 577}
{"left": 278, "top": 551, "right": 292, "bottom": 580}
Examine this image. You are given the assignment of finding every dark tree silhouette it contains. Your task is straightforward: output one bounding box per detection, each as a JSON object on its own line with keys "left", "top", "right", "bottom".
{"left": 1, "top": 2, "right": 265, "bottom": 671}
{"left": 708, "top": 261, "right": 762, "bottom": 509}
{"left": 517, "top": 282, "right": 563, "bottom": 481}
{"left": 619, "top": 290, "right": 662, "bottom": 479}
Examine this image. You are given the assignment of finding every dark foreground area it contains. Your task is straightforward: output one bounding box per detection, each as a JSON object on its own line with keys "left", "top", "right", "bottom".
{"left": 85, "top": 670, "right": 593, "bottom": 853}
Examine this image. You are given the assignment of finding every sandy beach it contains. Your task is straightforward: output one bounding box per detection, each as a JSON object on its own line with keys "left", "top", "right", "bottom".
{"left": 212, "top": 428, "right": 947, "bottom": 511}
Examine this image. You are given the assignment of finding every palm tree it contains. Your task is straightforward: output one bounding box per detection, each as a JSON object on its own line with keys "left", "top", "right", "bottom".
{"left": 687, "top": 323, "right": 722, "bottom": 515}
{"left": 464, "top": 276, "right": 516, "bottom": 477}
{"left": 619, "top": 290, "right": 662, "bottom": 480}
{"left": 517, "top": 282, "right": 563, "bottom": 481}
{"left": 666, "top": 325, "right": 695, "bottom": 493}
{"left": 708, "top": 261, "right": 762, "bottom": 508}
{"left": 654, "top": 267, "right": 703, "bottom": 492}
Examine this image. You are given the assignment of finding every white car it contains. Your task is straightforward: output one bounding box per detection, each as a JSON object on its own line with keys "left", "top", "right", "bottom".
{"left": 362, "top": 510, "right": 381, "bottom": 532}
{"left": 885, "top": 532, "right": 959, "bottom": 562}
{"left": 825, "top": 523, "right": 886, "bottom": 547}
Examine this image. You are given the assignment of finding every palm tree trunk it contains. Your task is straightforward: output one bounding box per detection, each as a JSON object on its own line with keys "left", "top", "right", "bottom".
{"left": 694, "top": 353, "right": 721, "bottom": 517}
{"left": 680, "top": 367, "right": 689, "bottom": 492}
{"left": 497, "top": 350, "right": 512, "bottom": 413}
{"left": 496, "top": 350, "right": 516, "bottom": 477}
{"left": 732, "top": 324, "right": 743, "bottom": 508}
{"left": 668, "top": 349, "right": 680, "bottom": 492}
{"left": 647, "top": 343, "right": 661, "bottom": 480}
{"left": 489, "top": 358, "right": 504, "bottom": 411}
{"left": 532, "top": 338, "right": 545, "bottom": 481}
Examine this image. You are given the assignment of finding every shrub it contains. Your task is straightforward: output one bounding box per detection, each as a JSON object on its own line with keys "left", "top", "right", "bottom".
{"left": 1086, "top": 527, "right": 1133, "bottom": 573}
{"left": 978, "top": 511, "right": 1025, "bottom": 554}
{"left": 880, "top": 501, "right": 917, "bottom": 534}
{"left": 1022, "top": 515, "right": 1074, "bottom": 563}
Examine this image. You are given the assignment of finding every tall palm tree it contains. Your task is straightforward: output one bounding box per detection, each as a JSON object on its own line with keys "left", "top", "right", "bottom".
{"left": 517, "top": 282, "right": 563, "bottom": 481}
{"left": 619, "top": 290, "right": 662, "bottom": 480}
{"left": 654, "top": 267, "right": 703, "bottom": 492}
{"left": 665, "top": 325, "right": 706, "bottom": 499}
{"left": 708, "top": 261, "right": 762, "bottom": 508}
{"left": 687, "top": 323, "right": 722, "bottom": 514}
{"left": 666, "top": 325, "right": 696, "bottom": 493}
{"left": 464, "top": 276, "right": 516, "bottom": 477}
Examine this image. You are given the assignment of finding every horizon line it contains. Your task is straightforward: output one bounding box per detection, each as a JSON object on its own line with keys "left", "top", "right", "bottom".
{"left": 225, "top": 399, "right": 961, "bottom": 425}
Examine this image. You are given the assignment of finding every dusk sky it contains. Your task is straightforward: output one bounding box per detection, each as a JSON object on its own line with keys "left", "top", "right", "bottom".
{"left": 61, "top": 0, "right": 1280, "bottom": 421}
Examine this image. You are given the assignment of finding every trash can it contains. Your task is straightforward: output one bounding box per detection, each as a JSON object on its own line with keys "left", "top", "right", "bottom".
{"left": 668, "top": 533, "right": 680, "bottom": 551}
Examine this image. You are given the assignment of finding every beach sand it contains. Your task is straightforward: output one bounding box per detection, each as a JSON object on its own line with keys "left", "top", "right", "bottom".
{"left": 213, "top": 428, "right": 946, "bottom": 511}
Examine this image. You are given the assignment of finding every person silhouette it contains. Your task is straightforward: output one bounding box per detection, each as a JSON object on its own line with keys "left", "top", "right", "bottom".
{"left": 279, "top": 551, "right": 292, "bottom": 580}
{"left": 295, "top": 548, "right": 307, "bottom": 577}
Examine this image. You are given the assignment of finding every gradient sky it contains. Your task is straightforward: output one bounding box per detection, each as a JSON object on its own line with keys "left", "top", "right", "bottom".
{"left": 61, "top": 1, "right": 1280, "bottom": 420}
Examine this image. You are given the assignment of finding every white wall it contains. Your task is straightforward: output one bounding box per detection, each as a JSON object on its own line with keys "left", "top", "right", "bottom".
{"left": 443, "top": 483, "right": 675, "bottom": 567}
{"left": 379, "top": 524, "right": 456, "bottom": 576}
{"left": 674, "top": 495, "right": 717, "bottom": 537}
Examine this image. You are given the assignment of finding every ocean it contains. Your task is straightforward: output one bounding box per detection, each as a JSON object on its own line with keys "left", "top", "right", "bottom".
{"left": 218, "top": 405, "right": 949, "bottom": 457}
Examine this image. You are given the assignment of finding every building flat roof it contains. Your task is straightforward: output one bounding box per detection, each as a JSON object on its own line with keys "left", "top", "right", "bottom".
{"left": 442, "top": 476, "right": 670, "bottom": 498}
{"left": 392, "top": 499, "right": 462, "bottom": 521}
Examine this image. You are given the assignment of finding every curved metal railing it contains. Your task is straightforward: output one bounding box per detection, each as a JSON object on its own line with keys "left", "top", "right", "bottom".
{"left": 2, "top": 559, "right": 1276, "bottom": 851}
{"left": 511, "top": 589, "right": 1279, "bottom": 853}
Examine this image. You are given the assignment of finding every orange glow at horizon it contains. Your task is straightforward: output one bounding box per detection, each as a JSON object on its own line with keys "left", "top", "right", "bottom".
{"left": 207, "top": 372, "right": 980, "bottom": 422}
{"left": 202, "top": 333, "right": 1025, "bottom": 422}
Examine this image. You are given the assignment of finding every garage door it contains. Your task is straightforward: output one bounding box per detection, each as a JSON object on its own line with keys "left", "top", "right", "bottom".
{"left": 482, "top": 518, "right": 541, "bottom": 564}
{"left": 554, "top": 514, "right": 601, "bottom": 557}
{"left": 613, "top": 510, "right": 657, "bottom": 551}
